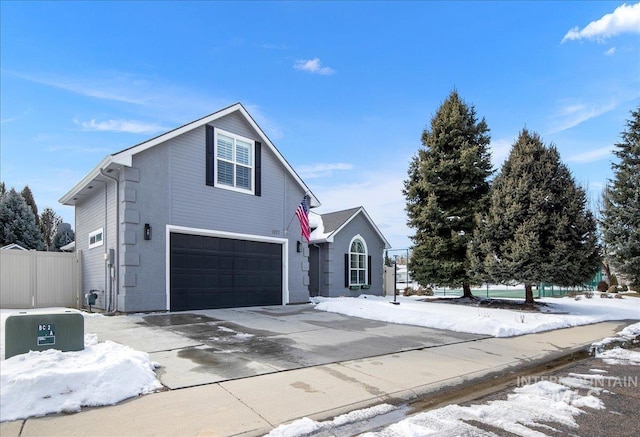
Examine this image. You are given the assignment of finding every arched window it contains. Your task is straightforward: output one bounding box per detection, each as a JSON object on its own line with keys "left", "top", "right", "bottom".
{"left": 349, "top": 237, "right": 368, "bottom": 285}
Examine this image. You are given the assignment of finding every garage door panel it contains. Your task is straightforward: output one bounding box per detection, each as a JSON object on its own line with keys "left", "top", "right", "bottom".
{"left": 170, "top": 233, "right": 283, "bottom": 311}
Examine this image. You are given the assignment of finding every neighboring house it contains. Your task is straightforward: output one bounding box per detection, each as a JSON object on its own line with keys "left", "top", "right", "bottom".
{"left": 1, "top": 244, "right": 29, "bottom": 251}
{"left": 308, "top": 207, "right": 391, "bottom": 298}
{"left": 60, "top": 103, "right": 325, "bottom": 313}
{"left": 60, "top": 241, "right": 76, "bottom": 252}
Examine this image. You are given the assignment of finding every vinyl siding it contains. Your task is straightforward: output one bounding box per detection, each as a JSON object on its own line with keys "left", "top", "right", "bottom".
{"left": 75, "top": 181, "right": 116, "bottom": 310}
{"left": 323, "top": 214, "right": 386, "bottom": 298}
{"left": 116, "top": 110, "right": 309, "bottom": 311}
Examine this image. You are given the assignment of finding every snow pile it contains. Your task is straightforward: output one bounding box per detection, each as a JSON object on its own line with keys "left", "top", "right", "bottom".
{"left": 312, "top": 295, "right": 640, "bottom": 337}
{"left": 274, "top": 379, "right": 604, "bottom": 437}
{"left": 265, "top": 404, "right": 396, "bottom": 437}
{"left": 597, "top": 348, "right": 640, "bottom": 365}
{"left": 0, "top": 333, "right": 162, "bottom": 422}
{"left": 363, "top": 380, "right": 602, "bottom": 436}
{"left": 590, "top": 323, "right": 640, "bottom": 358}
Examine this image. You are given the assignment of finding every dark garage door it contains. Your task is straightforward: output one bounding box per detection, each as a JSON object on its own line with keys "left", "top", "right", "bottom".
{"left": 170, "top": 233, "right": 283, "bottom": 311}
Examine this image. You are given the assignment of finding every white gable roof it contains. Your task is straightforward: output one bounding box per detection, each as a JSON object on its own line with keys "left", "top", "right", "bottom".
{"left": 1, "top": 243, "right": 29, "bottom": 251}
{"left": 60, "top": 103, "right": 320, "bottom": 207}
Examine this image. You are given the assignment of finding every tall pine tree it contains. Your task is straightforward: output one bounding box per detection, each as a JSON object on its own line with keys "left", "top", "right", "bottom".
{"left": 0, "top": 188, "right": 44, "bottom": 250}
{"left": 469, "top": 129, "right": 600, "bottom": 303}
{"left": 40, "top": 207, "right": 62, "bottom": 251}
{"left": 404, "top": 90, "right": 492, "bottom": 297}
{"left": 21, "top": 185, "right": 39, "bottom": 227}
{"left": 601, "top": 106, "right": 640, "bottom": 288}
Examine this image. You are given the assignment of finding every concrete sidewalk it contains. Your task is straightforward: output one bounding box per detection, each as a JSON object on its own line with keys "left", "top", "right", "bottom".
{"left": 1, "top": 321, "right": 631, "bottom": 437}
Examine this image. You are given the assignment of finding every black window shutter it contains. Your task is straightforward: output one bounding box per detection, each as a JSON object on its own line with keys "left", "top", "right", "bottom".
{"left": 206, "top": 126, "right": 215, "bottom": 186}
{"left": 344, "top": 253, "right": 349, "bottom": 288}
{"left": 255, "top": 141, "right": 262, "bottom": 196}
{"left": 367, "top": 255, "right": 372, "bottom": 285}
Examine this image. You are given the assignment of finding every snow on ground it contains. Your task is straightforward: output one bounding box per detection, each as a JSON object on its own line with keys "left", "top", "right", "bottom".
{"left": 0, "top": 309, "right": 162, "bottom": 422}
{"left": 265, "top": 404, "right": 397, "bottom": 437}
{"left": 311, "top": 294, "right": 640, "bottom": 337}
{"left": 265, "top": 322, "right": 640, "bottom": 437}
{"left": 0, "top": 295, "right": 638, "bottom": 424}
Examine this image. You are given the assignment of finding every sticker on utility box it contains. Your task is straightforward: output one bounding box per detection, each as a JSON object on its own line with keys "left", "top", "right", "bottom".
{"left": 37, "top": 324, "right": 56, "bottom": 346}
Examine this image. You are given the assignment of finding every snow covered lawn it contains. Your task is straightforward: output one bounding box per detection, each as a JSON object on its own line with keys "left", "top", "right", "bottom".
{"left": 312, "top": 294, "right": 640, "bottom": 337}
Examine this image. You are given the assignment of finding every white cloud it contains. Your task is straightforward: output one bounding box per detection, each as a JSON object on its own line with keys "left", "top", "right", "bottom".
{"left": 74, "top": 118, "right": 168, "bottom": 134}
{"left": 260, "top": 42, "right": 289, "bottom": 50}
{"left": 297, "top": 163, "right": 354, "bottom": 178}
{"left": 43, "top": 145, "right": 113, "bottom": 154}
{"left": 293, "top": 58, "right": 335, "bottom": 75}
{"left": 9, "top": 70, "right": 148, "bottom": 104}
{"left": 605, "top": 47, "right": 617, "bottom": 55}
{"left": 562, "top": 2, "right": 640, "bottom": 43}
{"left": 0, "top": 109, "right": 30, "bottom": 124}
{"left": 548, "top": 100, "right": 619, "bottom": 133}
{"left": 8, "top": 70, "right": 232, "bottom": 124}
{"left": 566, "top": 145, "right": 614, "bottom": 163}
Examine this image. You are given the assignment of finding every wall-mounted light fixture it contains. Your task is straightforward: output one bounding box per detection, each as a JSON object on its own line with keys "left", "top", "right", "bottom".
{"left": 296, "top": 241, "right": 302, "bottom": 252}
{"left": 144, "top": 223, "right": 152, "bottom": 240}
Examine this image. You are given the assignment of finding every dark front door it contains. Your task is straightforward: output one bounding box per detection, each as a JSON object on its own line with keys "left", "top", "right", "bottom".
{"left": 170, "top": 233, "right": 282, "bottom": 311}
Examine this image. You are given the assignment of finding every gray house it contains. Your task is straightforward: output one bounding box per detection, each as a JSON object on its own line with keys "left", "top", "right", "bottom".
{"left": 308, "top": 207, "right": 390, "bottom": 298}
{"left": 60, "top": 103, "right": 389, "bottom": 313}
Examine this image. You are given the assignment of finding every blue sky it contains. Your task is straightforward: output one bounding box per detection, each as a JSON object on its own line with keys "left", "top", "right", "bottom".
{"left": 1, "top": 1, "right": 639, "bottom": 250}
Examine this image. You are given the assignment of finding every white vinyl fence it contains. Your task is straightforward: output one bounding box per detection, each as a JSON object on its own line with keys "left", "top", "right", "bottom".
{"left": 0, "top": 249, "right": 81, "bottom": 309}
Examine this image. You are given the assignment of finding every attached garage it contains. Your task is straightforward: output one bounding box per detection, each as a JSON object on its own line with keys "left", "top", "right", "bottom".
{"left": 169, "top": 232, "right": 284, "bottom": 311}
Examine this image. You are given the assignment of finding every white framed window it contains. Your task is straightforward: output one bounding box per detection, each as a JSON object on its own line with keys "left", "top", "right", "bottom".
{"left": 89, "top": 228, "right": 104, "bottom": 249}
{"left": 215, "top": 128, "right": 254, "bottom": 194}
{"left": 349, "top": 236, "right": 368, "bottom": 285}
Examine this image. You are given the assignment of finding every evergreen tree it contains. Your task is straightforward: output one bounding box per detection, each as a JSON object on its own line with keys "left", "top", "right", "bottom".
{"left": 601, "top": 107, "right": 640, "bottom": 287}
{"left": 0, "top": 188, "right": 44, "bottom": 250}
{"left": 404, "top": 90, "right": 492, "bottom": 297}
{"left": 469, "top": 129, "right": 600, "bottom": 303}
{"left": 21, "top": 185, "right": 39, "bottom": 227}
{"left": 0, "top": 182, "right": 6, "bottom": 196}
{"left": 40, "top": 207, "right": 63, "bottom": 251}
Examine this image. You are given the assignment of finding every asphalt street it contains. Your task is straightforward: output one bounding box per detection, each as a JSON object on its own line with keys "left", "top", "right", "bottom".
{"left": 445, "top": 350, "right": 640, "bottom": 437}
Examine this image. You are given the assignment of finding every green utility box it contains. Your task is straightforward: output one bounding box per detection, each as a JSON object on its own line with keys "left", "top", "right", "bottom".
{"left": 4, "top": 309, "right": 84, "bottom": 359}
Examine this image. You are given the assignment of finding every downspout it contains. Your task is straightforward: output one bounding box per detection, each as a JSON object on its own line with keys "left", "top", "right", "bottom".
{"left": 102, "top": 181, "right": 109, "bottom": 312}
{"left": 100, "top": 169, "right": 119, "bottom": 313}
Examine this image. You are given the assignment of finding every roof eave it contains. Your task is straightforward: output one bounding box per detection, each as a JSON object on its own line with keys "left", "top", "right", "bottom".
{"left": 331, "top": 207, "right": 392, "bottom": 249}
{"left": 59, "top": 156, "right": 114, "bottom": 205}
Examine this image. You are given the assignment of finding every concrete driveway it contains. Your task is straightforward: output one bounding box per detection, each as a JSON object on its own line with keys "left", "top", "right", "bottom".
{"left": 84, "top": 304, "right": 488, "bottom": 389}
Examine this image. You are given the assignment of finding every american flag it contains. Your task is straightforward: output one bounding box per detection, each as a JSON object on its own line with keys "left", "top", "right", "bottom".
{"left": 296, "top": 197, "right": 310, "bottom": 242}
